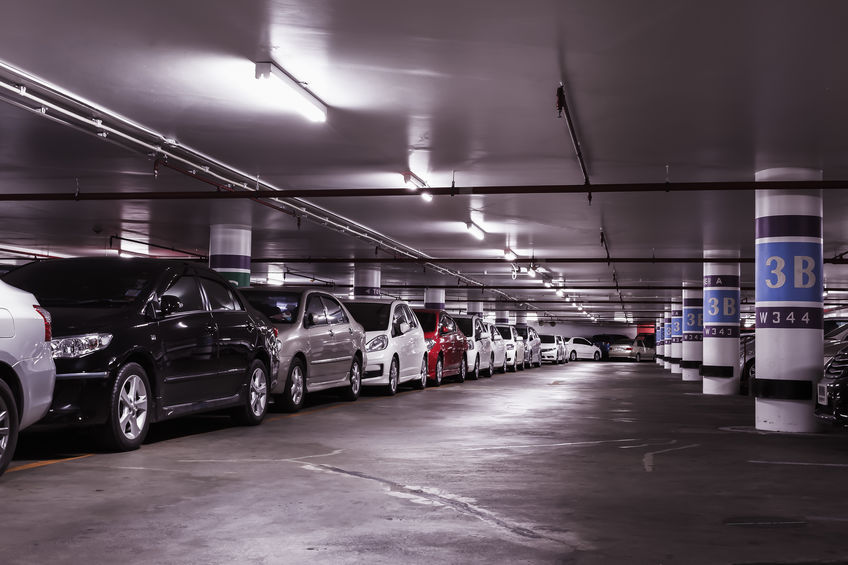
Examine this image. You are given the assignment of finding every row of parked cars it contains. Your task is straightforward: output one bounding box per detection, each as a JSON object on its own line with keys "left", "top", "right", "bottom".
{"left": 0, "top": 257, "right": 609, "bottom": 477}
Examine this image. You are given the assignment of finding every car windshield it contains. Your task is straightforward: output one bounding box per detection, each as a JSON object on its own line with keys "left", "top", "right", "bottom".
{"left": 241, "top": 290, "right": 301, "bottom": 324}
{"left": 613, "top": 336, "right": 633, "bottom": 344}
{"left": 455, "top": 317, "right": 474, "bottom": 336}
{"left": 343, "top": 302, "right": 391, "bottom": 331}
{"left": 415, "top": 311, "right": 438, "bottom": 332}
{"left": 825, "top": 324, "right": 848, "bottom": 340}
{"left": 539, "top": 335, "right": 556, "bottom": 343}
{"left": 496, "top": 326, "right": 512, "bottom": 339}
{"left": 3, "top": 259, "right": 158, "bottom": 307}
{"left": 515, "top": 327, "right": 528, "bottom": 338}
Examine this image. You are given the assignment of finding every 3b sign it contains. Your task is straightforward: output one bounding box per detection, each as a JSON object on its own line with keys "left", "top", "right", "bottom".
{"left": 756, "top": 242, "right": 822, "bottom": 302}
{"left": 703, "top": 289, "right": 739, "bottom": 324}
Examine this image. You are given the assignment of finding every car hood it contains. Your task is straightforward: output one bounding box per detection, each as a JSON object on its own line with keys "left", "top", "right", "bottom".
{"left": 48, "top": 306, "right": 140, "bottom": 337}
{"left": 824, "top": 339, "right": 847, "bottom": 364}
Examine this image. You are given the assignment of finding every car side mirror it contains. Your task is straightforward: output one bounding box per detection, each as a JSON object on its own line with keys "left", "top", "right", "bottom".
{"left": 304, "top": 312, "right": 317, "bottom": 328}
{"left": 399, "top": 321, "right": 411, "bottom": 335}
{"left": 440, "top": 325, "right": 450, "bottom": 335}
{"left": 480, "top": 331, "right": 490, "bottom": 340}
{"left": 160, "top": 295, "right": 183, "bottom": 316}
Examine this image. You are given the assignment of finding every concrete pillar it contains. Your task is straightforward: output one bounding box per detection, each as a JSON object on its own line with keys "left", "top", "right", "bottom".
{"left": 681, "top": 286, "right": 703, "bottom": 381}
{"left": 663, "top": 306, "right": 672, "bottom": 370}
{"left": 468, "top": 301, "right": 484, "bottom": 317}
{"left": 670, "top": 299, "right": 683, "bottom": 374}
{"left": 754, "top": 168, "right": 823, "bottom": 432}
{"left": 495, "top": 310, "right": 510, "bottom": 324}
{"left": 515, "top": 311, "right": 528, "bottom": 326}
{"left": 656, "top": 318, "right": 665, "bottom": 365}
{"left": 701, "top": 252, "right": 740, "bottom": 395}
{"left": 353, "top": 264, "right": 381, "bottom": 298}
{"left": 424, "top": 288, "right": 445, "bottom": 310}
{"left": 209, "top": 224, "right": 251, "bottom": 287}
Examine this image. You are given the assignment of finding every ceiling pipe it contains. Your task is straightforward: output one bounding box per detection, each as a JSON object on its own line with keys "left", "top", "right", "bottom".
{"left": 250, "top": 256, "right": 760, "bottom": 264}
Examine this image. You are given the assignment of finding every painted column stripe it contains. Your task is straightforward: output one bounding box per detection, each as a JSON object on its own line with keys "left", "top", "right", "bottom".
{"left": 425, "top": 302, "right": 445, "bottom": 310}
{"left": 209, "top": 254, "right": 251, "bottom": 270}
{"left": 755, "top": 215, "right": 822, "bottom": 238}
{"left": 701, "top": 365, "right": 734, "bottom": 378}
{"left": 683, "top": 298, "right": 703, "bottom": 307}
{"left": 680, "top": 360, "right": 702, "bottom": 369}
{"left": 753, "top": 378, "right": 813, "bottom": 401}
{"left": 704, "top": 275, "right": 739, "bottom": 288}
{"left": 353, "top": 287, "right": 381, "bottom": 297}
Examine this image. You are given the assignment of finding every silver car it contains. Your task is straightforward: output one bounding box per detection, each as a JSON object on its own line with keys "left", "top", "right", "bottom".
{"left": 0, "top": 280, "right": 56, "bottom": 476}
{"left": 241, "top": 288, "right": 366, "bottom": 412}
{"left": 609, "top": 336, "right": 656, "bottom": 362}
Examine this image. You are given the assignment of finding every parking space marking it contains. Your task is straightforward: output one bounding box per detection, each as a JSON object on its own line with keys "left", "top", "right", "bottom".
{"left": 178, "top": 449, "right": 343, "bottom": 464}
{"left": 642, "top": 443, "right": 699, "bottom": 472}
{"left": 748, "top": 460, "right": 848, "bottom": 468}
{"left": 7, "top": 454, "right": 92, "bottom": 474}
{"left": 466, "top": 438, "right": 640, "bottom": 451}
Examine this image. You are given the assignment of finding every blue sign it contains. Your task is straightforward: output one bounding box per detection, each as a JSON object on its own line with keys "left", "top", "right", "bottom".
{"left": 704, "top": 289, "right": 739, "bottom": 324}
{"left": 755, "top": 241, "right": 822, "bottom": 302}
{"left": 683, "top": 307, "right": 703, "bottom": 332}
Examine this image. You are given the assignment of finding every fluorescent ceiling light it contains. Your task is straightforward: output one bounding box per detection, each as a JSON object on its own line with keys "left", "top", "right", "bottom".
{"left": 544, "top": 281, "right": 552, "bottom": 288}
{"left": 503, "top": 248, "right": 517, "bottom": 261}
{"left": 466, "top": 221, "right": 485, "bottom": 240}
{"left": 420, "top": 190, "right": 433, "bottom": 202}
{"left": 527, "top": 267, "right": 536, "bottom": 278}
{"left": 403, "top": 171, "right": 428, "bottom": 190}
{"left": 555, "top": 289, "right": 564, "bottom": 297}
{"left": 255, "top": 61, "right": 327, "bottom": 123}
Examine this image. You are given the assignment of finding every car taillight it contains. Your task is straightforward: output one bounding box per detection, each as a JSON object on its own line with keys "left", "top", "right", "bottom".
{"left": 272, "top": 327, "right": 279, "bottom": 337}
{"left": 33, "top": 305, "right": 52, "bottom": 341}
{"left": 625, "top": 347, "right": 632, "bottom": 351}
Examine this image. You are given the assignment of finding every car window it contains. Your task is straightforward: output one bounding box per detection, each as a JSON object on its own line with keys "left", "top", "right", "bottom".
{"left": 391, "top": 304, "right": 406, "bottom": 337}
{"left": 515, "top": 326, "right": 528, "bottom": 339}
{"left": 575, "top": 338, "right": 589, "bottom": 346}
{"left": 441, "top": 315, "right": 456, "bottom": 333}
{"left": 242, "top": 290, "right": 300, "bottom": 323}
{"left": 162, "top": 276, "right": 204, "bottom": 313}
{"left": 321, "top": 296, "right": 347, "bottom": 325}
{"left": 539, "top": 335, "right": 556, "bottom": 343}
{"left": 199, "top": 278, "right": 242, "bottom": 311}
{"left": 413, "top": 311, "right": 438, "bottom": 332}
{"left": 496, "top": 326, "right": 512, "bottom": 339}
{"left": 455, "top": 317, "right": 474, "bottom": 337}
{"left": 490, "top": 326, "right": 502, "bottom": 340}
{"left": 305, "top": 295, "right": 328, "bottom": 326}
{"left": 401, "top": 305, "right": 418, "bottom": 328}
{"left": 344, "top": 301, "right": 390, "bottom": 331}
{"left": 475, "top": 319, "right": 485, "bottom": 336}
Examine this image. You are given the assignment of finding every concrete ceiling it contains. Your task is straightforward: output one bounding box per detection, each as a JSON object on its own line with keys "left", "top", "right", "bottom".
{"left": 2, "top": 0, "right": 848, "bottom": 324}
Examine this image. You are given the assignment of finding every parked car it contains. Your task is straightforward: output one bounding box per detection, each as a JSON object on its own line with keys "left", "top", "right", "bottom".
{"left": 3, "top": 258, "right": 278, "bottom": 451}
{"left": 608, "top": 336, "right": 655, "bottom": 362}
{"left": 413, "top": 309, "right": 467, "bottom": 386}
{"left": 0, "top": 280, "right": 56, "bottom": 476}
{"left": 486, "top": 323, "right": 508, "bottom": 373}
{"left": 539, "top": 333, "right": 564, "bottom": 364}
{"left": 516, "top": 325, "right": 542, "bottom": 367}
{"left": 591, "top": 333, "right": 631, "bottom": 361}
{"left": 564, "top": 337, "right": 602, "bottom": 361}
{"left": 496, "top": 325, "right": 526, "bottom": 372}
{"left": 342, "top": 299, "right": 427, "bottom": 394}
{"left": 816, "top": 341, "right": 848, "bottom": 426}
{"left": 454, "top": 314, "right": 493, "bottom": 379}
{"left": 242, "top": 287, "right": 365, "bottom": 411}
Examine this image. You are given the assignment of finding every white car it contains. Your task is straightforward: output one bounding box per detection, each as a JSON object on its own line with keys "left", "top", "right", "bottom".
{"left": 516, "top": 325, "right": 543, "bottom": 368}
{"left": 539, "top": 333, "right": 565, "bottom": 364}
{"left": 486, "top": 323, "right": 507, "bottom": 373}
{"left": 496, "top": 325, "right": 526, "bottom": 372}
{"left": 455, "top": 315, "right": 494, "bottom": 379}
{"left": 0, "top": 280, "right": 56, "bottom": 476}
{"left": 564, "top": 337, "right": 602, "bottom": 361}
{"left": 343, "top": 299, "right": 427, "bottom": 394}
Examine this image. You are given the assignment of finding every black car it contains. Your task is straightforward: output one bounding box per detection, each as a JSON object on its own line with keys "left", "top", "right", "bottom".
{"left": 3, "top": 257, "right": 278, "bottom": 451}
{"left": 816, "top": 343, "right": 848, "bottom": 426}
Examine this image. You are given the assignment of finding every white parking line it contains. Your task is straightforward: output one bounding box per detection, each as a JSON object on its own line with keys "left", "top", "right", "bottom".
{"left": 466, "top": 438, "right": 640, "bottom": 451}
{"left": 748, "top": 460, "right": 848, "bottom": 468}
{"left": 642, "top": 443, "right": 700, "bottom": 472}
{"left": 178, "top": 449, "right": 343, "bottom": 464}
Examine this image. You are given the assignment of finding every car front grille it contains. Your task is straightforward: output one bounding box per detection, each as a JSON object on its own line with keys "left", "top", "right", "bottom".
{"left": 825, "top": 349, "right": 848, "bottom": 380}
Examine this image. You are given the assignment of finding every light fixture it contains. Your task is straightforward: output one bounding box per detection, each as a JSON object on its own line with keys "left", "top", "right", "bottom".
{"left": 466, "top": 221, "right": 485, "bottom": 240}
{"left": 420, "top": 190, "right": 433, "bottom": 202}
{"left": 527, "top": 267, "right": 536, "bottom": 278}
{"left": 503, "top": 248, "right": 517, "bottom": 261}
{"left": 555, "top": 289, "right": 564, "bottom": 297}
{"left": 544, "top": 281, "right": 552, "bottom": 288}
{"left": 403, "top": 171, "right": 428, "bottom": 190}
{"left": 255, "top": 61, "right": 327, "bottom": 123}
{"left": 536, "top": 266, "right": 548, "bottom": 274}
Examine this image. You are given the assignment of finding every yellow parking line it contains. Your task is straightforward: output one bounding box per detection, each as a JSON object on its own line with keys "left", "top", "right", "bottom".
{"left": 8, "top": 454, "right": 93, "bottom": 473}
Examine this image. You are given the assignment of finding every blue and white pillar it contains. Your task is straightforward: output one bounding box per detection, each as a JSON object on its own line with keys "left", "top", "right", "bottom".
{"left": 701, "top": 253, "right": 740, "bottom": 395}
{"left": 670, "top": 299, "right": 683, "bottom": 374}
{"left": 656, "top": 317, "right": 665, "bottom": 365}
{"left": 681, "top": 286, "right": 703, "bottom": 381}
{"left": 424, "top": 288, "right": 445, "bottom": 310}
{"left": 495, "top": 310, "right": 510, "bottom": 324}
{"left": 209, "top": 224, "right": 251, "bottom": 287}
{"left": 754, "top": 168, "right": 823, "bottom": 432}
{"left": 663, "top": 307, "right": 672, "bottom": 370}
{"left": 353, "top": 264, "right": 381, "bottom": 298}
{"left": 468, "top": 301, "right": 484, "bottom": 317}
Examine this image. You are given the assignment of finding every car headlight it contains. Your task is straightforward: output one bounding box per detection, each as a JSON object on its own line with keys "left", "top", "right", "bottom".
{"left": 51, "top": 333, "right": 113, "bottom": 359}
{"left": 506, "top": 343, "right": 514, "bottom": 350}
{"left": 366, "top": 334, "right": 389, "bottom": 352}
{"left": 425, "top": 338, "right": 435, "bottom": 351}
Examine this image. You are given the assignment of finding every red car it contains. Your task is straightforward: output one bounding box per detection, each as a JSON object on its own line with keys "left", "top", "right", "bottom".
{"left": 412, "top": 309, "right": 467, "bottom": 386}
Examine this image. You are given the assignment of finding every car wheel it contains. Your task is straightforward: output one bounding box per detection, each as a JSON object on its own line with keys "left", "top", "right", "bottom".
{"left": 341, "top": 356, "right": 362, "bottom": 401}
{"left": 593, "top": 351, "right": 601, "bottom": 361}
{"left": 635, "top": 353, "right": 642, "bottom": 363}
{"left": 101, "top": 362, "right": 151, "bottom": 452}
{"left": 486, "top": 355, "right": 494, "bottom": 377}
{"left": 278, "top": 358, "right": 306, "bottom": 412}
{"left": 741, "top": 359, "right": 755, "bottom": 396}
{"left": 457, "top": 356, "right": 467, "bottom": 383}
{"left": 0, "top": 379, "right": 20, "bottom": 476}
{"left": 233, "top": 359, "right": 269, "bottom": 425}
{"left": 501, "top": 356, "right": 508, "bottom": 373}
{"left": 569, "top": 350, "right": 577, "bottom": 361}
{"left": 469, "top": 356, "right": 480, "bottom": 380}
{"left": 534, "top": 353, "right": 542, "bottom": 368}
{"left": 433, "top": 356, "right": 444, "bottom": 386}
{"left": 517, "top": 357, "right": 524, "bottom": 371}
{"left": 386, "top": 357, "right": 399, "bottom": 396}
{"left": 412, "top": 355, "right": 428, "bottom": 390}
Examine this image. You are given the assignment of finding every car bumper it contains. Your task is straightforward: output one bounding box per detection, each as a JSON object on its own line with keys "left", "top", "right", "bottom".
{"left": 363, "top": 349, "right": 390, "bottom": 386}
{"left": 38, "top": 371, "right": 113, "bottom": 427}
{"left": 608, "top": 350, "right": 635, "bottom": 360}
{"left": 541, "top": 350, "right": 558, "bottom": 361}
{"left": 505, "top": 350, "right": 517, "bottom": 365}
{"left": 815, "top": 379, "right": 848, "bottom": 425}
{"left": 12, "top": 348, "right": 56, "bottom": 429}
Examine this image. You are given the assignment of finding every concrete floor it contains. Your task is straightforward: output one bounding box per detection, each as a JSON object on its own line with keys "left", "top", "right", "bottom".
{"left": 4, "top": 361, "right": 848, "bottom": 565}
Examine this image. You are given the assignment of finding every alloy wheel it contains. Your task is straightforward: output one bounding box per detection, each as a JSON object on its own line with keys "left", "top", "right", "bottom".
{"left": 290, "top": 365, "right": 305, "bottom": 406}
{"left": 118, "top": 374, "right": 148, "bottom": 441}
{"left": 249, "top": 366, "right": 268, "bottom": 417}
{"left": 0, "top": 397, "right": 8, "bottom": 459}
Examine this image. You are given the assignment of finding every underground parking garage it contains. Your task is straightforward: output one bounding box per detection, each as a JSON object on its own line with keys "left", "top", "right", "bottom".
{"left": 4, "top": 2, "right": 848, "bottom": 564}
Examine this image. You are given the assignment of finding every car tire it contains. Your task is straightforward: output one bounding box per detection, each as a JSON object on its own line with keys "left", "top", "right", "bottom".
{"left": 569, "top": 350, "right": 577, "bottom": 362}
{"left": 412, "top": 355, "right": 428, "bottom": 390}
{"left": 593, "top": 351, "right": 601, "bottom": 361}
{"left": 534, "top": 353, "right": 542, "bottom": 368}
{"left": 457, "top": 356, "right": 467, "bottom": 383}
{"left": 500, "top": 356, "right": 507, "bottom": 373}
{"left": 341, "top": 356, "right": 362, "bottom": 401}
{"left": 386, "top": 357, "right": 399, "bottom": 396}
{"left": 232, "top": 359, "right": 269, "bottom": 426}
{"left": 469, "top": 356, "right": 480, "bottom": 380}
{"left": 433, "top": 356, "right": 443, "bottom": 386}
{"left": 100, "top": 362, "right": 151, "bottom": 452}
{"left": 517, "top": 358, "right": 524, "bottom": 371}
{"left": 741, "top": 359, "right": 755, "bottom": 396}
{"left": 486, "top": 355, "right": 494, "bottom": 377}
{"left": 277, "top": 358, "right": 306, "bottom": 412}
{"left": 635, "top": 353, "right": 642, "bottom": 363}
{"left": 0, "top": 379, "right": 20, "bottom": 477}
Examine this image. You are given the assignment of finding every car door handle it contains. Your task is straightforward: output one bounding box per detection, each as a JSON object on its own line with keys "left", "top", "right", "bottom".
{"left": 246, "top": 321, "right": 255, "bottom": 332}
{"left": 348, "top": 327, "right": 353, "bottom": 335}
